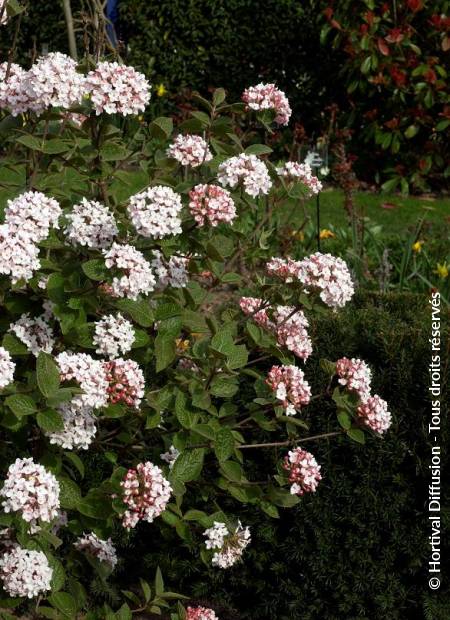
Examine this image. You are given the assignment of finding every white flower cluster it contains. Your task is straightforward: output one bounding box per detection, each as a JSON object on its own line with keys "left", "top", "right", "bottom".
{"left": 120, "top": 461, "right": 172, "bottom": 529}
{"left": 0, "top": 56, "right": 150, "bottom": 117}
{"left": 0, "top": 457, "right": 60, "bottom": 523}
{"left": 151, "top": 250, "right": 189, "bottom": 289}
{"left": 0, "top": 547, "right": 52, "bottom": 598}
{"left": 218, "top": 154, "right": 272, "bottom": 197}
{"left": 127, "top": 186, "right": 183, "bottom": 239}
{"left": 74, "top": 532, "right": 118, "bottom": 569}
{"left": 242, "top": 83, "right": 292, "bottom": 125}
{"left": 266, "top": 252, "right": 355, "bottom": 309}
{"left": 103, "top": 243, "right": 156, "bottom": 300}
{"left": 0, "top": 191, "right": 61, "bottom": 283}
{"left": 26, "top": 52, "right": 86, "bottom": 111}
{"left": 46, "top": 401, "right": 97, "bottom": 451}
{"left": 56, "top": 351, "right": 108, "bottom": 410}
{"left": 203, "top": 521, "right": 251, "bottom": 569}
{"left": 160, "top": 445, "right": 180, "bottom": 469}
{"left": 266, "top": 364, "right": 311, "bottom": 416}
{"left": 65, "top": 198, "right": 118, "bottom": 249}
{"left": 5, "top": 190, "right": 61, "bottom": 242}
{"left": 85, "top": 61, "right": 151, "bottom": 115}
{"left": 0, "top": 346, "right": 15, "bottom": 389}
{"left": 0, "top": 62, "right": 37, "bottom": 115}
{"left": 276, "top": 161, "right": 322, "bottom": 196}
{"left": 167, "top": 134, "right": 213, "bottom": 167}
{"left": 9, "top": 314, "right": 55, "bottom": 357}
{"left": 335, "top": 357, "right": 372, "bottom": 401}
{"left": 93, "top": 314, "right": 135, "bottom": 359}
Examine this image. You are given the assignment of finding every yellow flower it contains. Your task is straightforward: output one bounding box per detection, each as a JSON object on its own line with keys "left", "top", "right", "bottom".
{"left": 319, "top": 229, "right": 335, "bottom": 240}
{"left": 175, "top": 338, "right": 190, "bottom": 354}
{"left": 290, "top": 230, "right": 305, "bottom": 241}
{"left": 412, "top": 240, "right": 424, "bottom": 253}
{"left": 156, "top": 83, "right": 167, "bottom": 97}
{"left": 434, "top": 262, "right": 449, "bottom": 279}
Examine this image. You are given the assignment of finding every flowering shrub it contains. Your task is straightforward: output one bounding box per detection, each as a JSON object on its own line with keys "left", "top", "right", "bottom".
{"left": 0, "top": 22, "right": 393, "bottom": 618}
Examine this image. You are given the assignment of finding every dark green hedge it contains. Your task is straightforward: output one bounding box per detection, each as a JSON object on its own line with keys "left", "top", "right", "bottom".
{"left": 107, "top": 291, "right": 449, "bottom": 620}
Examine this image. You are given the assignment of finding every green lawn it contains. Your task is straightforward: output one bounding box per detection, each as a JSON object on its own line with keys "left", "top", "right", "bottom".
{"left": 300, "top": 189, "right": 450, "bottom": 234}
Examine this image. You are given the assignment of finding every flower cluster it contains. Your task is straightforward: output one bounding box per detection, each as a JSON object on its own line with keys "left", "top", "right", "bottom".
{"left": 93, "top": 314, "right": 135, "bottom": 359}
{"left": 151, "top": 250, "right": 189, "bottom": 289}
{"left": 103, "top": 243, "right": 156, "bottom": 299}
{"left": 335, "top": 357, "right": 372, "bottom": 401}
{"left": 167, "top": 134, "right": 213, "bottom": 167}
{"left": 239, "top": 297, "right": 312, "bottom": 360}
{"left": 186, "top": 606, "right": 219, "bottom": 620}
{"left": 120, "top": 461, "right": 172, "bottom": 529}
{"left": 160, "top": 445, "right": 180, "bottom": 469}
{"left": 104, "top": 358, "right": 145, "bottom": 408}
{"left": 127, "top": 186, "right": 183, "bottom": 239}
{"left": 188, "top": 184, "right": 237, "bottom": 227}
{"left": 357, "top": 395, "right": 392, "bottom": 434}
{"left": 26, "top": 52, "right": 86, "bottom": 111}
{"left": 0, "top": 62, "right": 37, "bottom": 115}
{"left": 0, "top": 191, "right": 61, "bottom": 283}
{"left": 0, "top": 458, "right": 60, "bottom": 523}
{"left": 0, "top": 347, "right": 15, "bottom": 389}
{"left": 65, "top": 198, "right": 118, "bottom": 249}
{"left": 46, "top": 402, "right": 97, "bottom": 451}
{"left": 9, "top": 314, "right": 55, "bottom": 357}
{"left": 267, "top": 252, "right": 355, "bottom": 309}
{"left": 277, "top": 161, "right": 322, "bottom": 196}
{"left": 273, "top": 306, "right": 312, "bottom": 360}
{"left": 74, "top": 532, "right": 118, "bottom": 569}
{"left": 283, "top": 447, "right": 322, "bottom": 496}
{"left": 85, "top": 61, "right": 151, "bottom": 115}
{"left": 4, "top": 191, "right": 61, "bottom": 243}
{"left": 203, "top": 521, "right": 251, "bottom": 569}
{"left": 56, "top": 352, "right": 108, "bottom": 410}
{"left": 0, "top": 547, "right": 53, "bottom": 598}
{"left": 266, "top": 365, "right": 311, "bottom": 416}
{"left": 218, "top": 154, "right": 272, "bottom": 197}
{"left": 242, "top": 83, "right": 292, "bottom": 125}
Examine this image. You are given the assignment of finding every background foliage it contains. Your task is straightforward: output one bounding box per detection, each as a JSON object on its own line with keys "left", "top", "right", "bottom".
{"left": 4, "top": 0, "right": 448, "bottom": 190}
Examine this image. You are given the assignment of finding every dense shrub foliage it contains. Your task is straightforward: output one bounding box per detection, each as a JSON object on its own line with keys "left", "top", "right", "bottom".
{"left": 0, "top": 28, "right": 398, "bottom": 620}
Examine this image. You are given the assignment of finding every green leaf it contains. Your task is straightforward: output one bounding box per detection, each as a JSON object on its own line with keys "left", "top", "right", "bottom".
{"left": 48, "top": 557, "right": 65, "bottom": 592}
{"left": 58, "top": 477, "right": 81, "bottom": 509}
{"left": 37, "top": 409, "right": 64, "bottom": 432}
{"left": 2, "top": 333, "right": 28, "bottom": 355}
{"left": 115, "top": 298, "right": 154, "bottom": 327}
{"left": 244, "top": 144, "right": 273, "bottom": 155}
{"left": 77, "top": 492, "right": 112, "bottom": 519}
{"left": 319, "top": 358, "right": 336, "bottom": 376}
{"left": 64, "top": 452, "right": 85, "bottom": 478}
{"left": 404, "top": 124, "right": 419, "bottom": 139}
{"left": 100, "top": 143, "right": 130, "bottom": 161}
{"left": 213, "top": 88, "right": 226, "bottom": 106}
{"left": 220, "top": 460, "right": 242, "bottom": 482}
{"left": 48, "top": 592, "right": 77, "bottom": 619}
{"left": 149, "top": 117, "right": 174, "bottom": 140}
{"left": 155, "top": 567, "right": 164, "bottom": 596}
{"left": 347, "top": 428, "right": 365, "bottom": 444}
{"left": 268, "top": 486, "right": 301, "bottom": 507}
{"left": 5, "top": 394, "right": 36, "bottom": 417}
{"left": 337, "top": 411, "right": 352, "bottom": 430}
{"left": 214, "top": 428, "right": 235, "bottom": 461}
{"left": 209, "top": 377, "right": 239, "bottom": 397}
{"left": 82, "top": 259, "right": 107, "bottom": 281}
{"left": 36, "top": 352, "right": 60, "bottom": 398}
{"left": 171, "top": 449, "right": 204, "bottom": 483}
{"left": 155, "top": 333, "right": 176, "bottom": 372}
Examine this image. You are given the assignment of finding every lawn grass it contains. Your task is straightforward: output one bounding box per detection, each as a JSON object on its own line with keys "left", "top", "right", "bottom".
{"left": 299, "top": 189, "right": 450, "bottom": 234}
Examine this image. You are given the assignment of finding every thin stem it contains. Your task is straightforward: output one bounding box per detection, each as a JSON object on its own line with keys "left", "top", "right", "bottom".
{"left": 238, "top": 431, "right": 343, "bottom": 449}
{"left": 62, "top": 0, "right": 78, "bottom": 60}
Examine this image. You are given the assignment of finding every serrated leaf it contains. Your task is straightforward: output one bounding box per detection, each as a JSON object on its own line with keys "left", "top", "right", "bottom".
{"left": 82, "top": 259, "right": 107, "bottom": 281}
{"left": 155, "top": 333, "right": 176, "bottom": 372}
{"left": 214, "top": 428, "right": 235, "bottom": 461}
{"left": 171, "top": 449, "right": 204, "bottom": 483}
{"left": 58, "top": 477, "right": 81, "bottom": 509}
